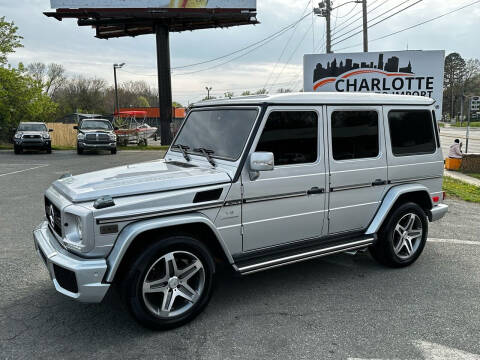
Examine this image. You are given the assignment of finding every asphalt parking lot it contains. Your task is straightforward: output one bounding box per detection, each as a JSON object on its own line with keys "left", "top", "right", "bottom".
{"left": 1, "top": 150, "right": 479, "bottom": 360}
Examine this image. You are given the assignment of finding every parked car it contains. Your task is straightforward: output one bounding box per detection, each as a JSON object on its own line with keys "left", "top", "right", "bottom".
{"left": 13, "top": 122, "right": 53, "bottom": 154}
{"left": 75, "top": 119, "right": 117, "bottom": 155}
{"left": 34, "top": 93, "right": 448, "bottom": 330}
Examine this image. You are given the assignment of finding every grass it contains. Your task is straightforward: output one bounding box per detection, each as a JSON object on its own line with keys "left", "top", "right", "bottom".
{"left": 463, "top": 173, "right": 480, "bottom": 181}
{"left": 438, "top": 122, "right": 445, "bottom": 128}
{"left": 443, "top": 176, "right": 480, "bottom": 203}
{"left": 450, "top": 121, "right": 480, "bottom": 127}
{"left": 0, "top": 143, "right": 13, "bottom": 150}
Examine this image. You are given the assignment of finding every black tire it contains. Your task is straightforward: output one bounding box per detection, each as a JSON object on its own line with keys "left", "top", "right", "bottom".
{"left": 46, "top": 147, "right": 52, "bottom": 154}
{"left": 121, "top": 235, "right": 215, "bottom": 330}
{"left": 77, "top": 147, "right": 83, "bottom": 155}
{"left": 370, "top": 202, "right": 428, "bottom": 268}
{"left": 14, "top": 146, "right": 22, "bottom": 154}
{"left": 111, "top": 148, "right": 117, "bottom": 155}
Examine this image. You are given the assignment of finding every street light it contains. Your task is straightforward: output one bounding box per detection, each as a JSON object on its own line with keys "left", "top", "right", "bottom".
{"left": 205, "top": 86, "right": 212, "bottom": 100}
{"left": 113, "top": 63, "right": 126, "bottom": 114}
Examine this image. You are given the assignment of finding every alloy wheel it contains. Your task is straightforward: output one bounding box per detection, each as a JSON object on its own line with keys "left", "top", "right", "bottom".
{"left": 392, "top": 213, "right": 423, "bottom": 260}
{"left": 142, "top": 251, "right": 205, "bottom": 318}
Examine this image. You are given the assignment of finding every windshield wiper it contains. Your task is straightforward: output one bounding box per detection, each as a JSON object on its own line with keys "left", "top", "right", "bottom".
{"left": 172, "top": 144, "right": 191, "bottom": 161}
{"left": 194, "top": 148, "right": 216, "bottom": 167}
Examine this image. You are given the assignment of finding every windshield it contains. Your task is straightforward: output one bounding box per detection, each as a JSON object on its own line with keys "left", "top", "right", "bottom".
{"left": 173, "top": 108, "right": 258, "bottom": 161}
{"left": 18, "top": 123, "right": 47, "bottom": 132}
{"left": 80, "top": 120, "right": 113, "bottom": 130}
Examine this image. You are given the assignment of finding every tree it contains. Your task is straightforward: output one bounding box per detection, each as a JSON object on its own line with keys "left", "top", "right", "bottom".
{"left": 224, "top": 92, "right": 234, "bottom": 99}
{"left": 27, "top": 62, "right": 66, "bottom": 96}
{"left": 0, "top": 17, "right": 23, "bottom": 66}
{"left": 444, "top": 53, "right": 466, "bottom": 118}
{"left": 255, "top": 88, "right": 268, "bottom": 95}
{"left": 277, "top": 88, "right": 293, "bottom": 93}
{"left": 0, "top": 66, "right": 57, "bottom": 141}
{"left": 241, "top": 90, "right": 251, "bottom": 96}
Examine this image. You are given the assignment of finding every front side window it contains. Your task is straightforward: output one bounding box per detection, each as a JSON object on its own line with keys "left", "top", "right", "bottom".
{"left": 389, "top": 110, "right": 436, "bottom": 156}
{"left": 256, "top": 111, "right": 318, "bottom": 166}
{"left": 173, "top": 109, "right": 258, "bottom": 160}
{"left": 331, "top": 111, "right": 379, "bottom": 161}
{"left": 80, "top": 120, "right": 113, "bottom": 130}
{"left": 18, "top": 123, "right": 47, "bottom": 132}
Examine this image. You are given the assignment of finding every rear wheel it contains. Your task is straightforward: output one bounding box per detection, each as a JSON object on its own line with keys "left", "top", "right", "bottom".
{"left": 121, "top": 235, "right": 215, "bottom": 330}
{"left": 111, "top": 148, "right": 117, "bottom": 155}
{"left": 370, "top": 202, "right": 428, "bottom": 268}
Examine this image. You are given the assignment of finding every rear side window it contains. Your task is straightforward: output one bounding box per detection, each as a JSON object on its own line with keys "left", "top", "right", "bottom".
{"left": 331, "top": 111, "right": 379, "bottom": 161}
{"left": 256, "top": 111, "right": 318, "bottom": 166}
{"left": 389, "top": 110, "right": 436, "bottom": 156}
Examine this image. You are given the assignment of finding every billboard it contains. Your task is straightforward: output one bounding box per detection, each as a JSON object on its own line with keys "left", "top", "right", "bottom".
{"left": 304, "top": 50, "right": 445, "bottom": 120}
{"left": 51, "top": 0, "right": 256, "bottom": 9}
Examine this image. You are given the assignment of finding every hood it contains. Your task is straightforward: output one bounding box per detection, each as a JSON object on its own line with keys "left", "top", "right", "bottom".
{"left": 18, "top": 131, "right": 48, "bottom": 136}
{"left": 52, "top": 160, "right": 232, "bottom": 203}
{"left": 79, "top": 129, "right": 114, "bottom": 134}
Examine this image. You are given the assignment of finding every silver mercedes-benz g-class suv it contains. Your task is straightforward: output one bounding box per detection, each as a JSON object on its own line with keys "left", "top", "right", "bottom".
{"left": 34, "top": 93, "right": 448, "bottom": 329}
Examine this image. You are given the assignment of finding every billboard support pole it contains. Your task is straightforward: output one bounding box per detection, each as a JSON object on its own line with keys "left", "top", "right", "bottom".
{"left": 156, "top": 24, "right": 173, "bottom": 146}
{"left": 466, "top": 96, "right": 471, "bottom": 153}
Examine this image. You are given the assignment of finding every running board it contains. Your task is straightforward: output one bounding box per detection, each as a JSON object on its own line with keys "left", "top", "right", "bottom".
{"left": 235, "top": 238, "right": 375, "bottom": 275}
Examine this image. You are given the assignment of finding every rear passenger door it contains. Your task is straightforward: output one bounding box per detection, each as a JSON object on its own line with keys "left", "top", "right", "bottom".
{"left": 326, "top": 106, "right": 388, "bottom": 234}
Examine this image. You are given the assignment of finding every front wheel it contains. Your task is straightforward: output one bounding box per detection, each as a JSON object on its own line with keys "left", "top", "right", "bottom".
{"left": 121, "top": 235, "right": 215, "bottom": 330}
{"left": 370, "top": 202, "right": 428, "bottom": 268}
{"left": 111, "top": 148, "right": 117, "bottom": 155}
{"left": 14, "top": 146, "right": 22, "bottom": 154}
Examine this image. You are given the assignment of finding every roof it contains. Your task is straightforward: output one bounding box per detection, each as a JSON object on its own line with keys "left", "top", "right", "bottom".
{"left": 192, "top": 92, "right": 435, "bottom": 108}
{"left": 19, "top": 122, "right": 47, "bottom": 124}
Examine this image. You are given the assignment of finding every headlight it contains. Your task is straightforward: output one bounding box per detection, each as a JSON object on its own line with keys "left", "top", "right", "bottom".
{"left": 42, "top": 133, "right": 50, "bottom": 139}
{"left": 77, "top": 133, "right": 85, "bottom": 140}
{"left": 14, "top": 133, "right": 22, "bottom": 139}
{"left": 63, "top": 215, "right": 87, "bottom": 252}
{"left": 109, "top": 133, "right": 116, "bottom": 141}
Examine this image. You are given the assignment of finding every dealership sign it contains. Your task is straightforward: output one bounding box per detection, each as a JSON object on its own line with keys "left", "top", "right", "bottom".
{"left": 304, "top": 50, "right": 445, "bottom": 119}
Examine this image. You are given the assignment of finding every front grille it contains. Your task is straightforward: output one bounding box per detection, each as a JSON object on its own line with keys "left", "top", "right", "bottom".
{"left": 53, "top": 264, "right": 78, "bottom": 293}
{"left": 23, "top": 134, "right": 41, "bottom": 139}
{"left": 85, "top": 133, "right": 111, "bottom": 144}
{"left": 45, "top": 197, "right": 62, "bottom": 237}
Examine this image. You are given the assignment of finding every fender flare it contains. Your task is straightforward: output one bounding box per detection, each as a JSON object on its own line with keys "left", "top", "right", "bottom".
{"left": 104, "top": 213, "right": 233, "bottom": 283}
{"left": 365, "top": 184, "right": 433, "bottom": 235}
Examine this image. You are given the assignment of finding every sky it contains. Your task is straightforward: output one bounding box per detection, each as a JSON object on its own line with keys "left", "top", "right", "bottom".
{"left": 1, "top": 0, "right": 479, "bottom": 106}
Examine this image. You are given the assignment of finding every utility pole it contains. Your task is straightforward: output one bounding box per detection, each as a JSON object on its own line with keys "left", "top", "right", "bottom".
{"left": 205, "top": 86, "right": 212, "bottom": 100}
{"left": 362, "top": 0, "right": 368, "bottom": 52}
{"left": 325, "top": 0, "right": 332, "bottom": 53}
{"left": 113, "top": 63, "right": 125, "bottom": 114}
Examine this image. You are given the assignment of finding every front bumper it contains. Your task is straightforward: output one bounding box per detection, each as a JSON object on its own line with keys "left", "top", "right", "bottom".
{"left": 428, "top": 203, "right": 449, "bottom": 222}
{"left": 16, "top": 140, "right": 51, "bottom": 149}
{"left": 78, "top": 142, "right": 116, "bottom": 150}
{"left": 33, "top": 221, "right": 110, "bottom": 303}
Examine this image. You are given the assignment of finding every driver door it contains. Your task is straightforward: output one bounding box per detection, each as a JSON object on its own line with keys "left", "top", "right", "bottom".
{"left": 241, "top": 107, "right": 327, "bottom": 252}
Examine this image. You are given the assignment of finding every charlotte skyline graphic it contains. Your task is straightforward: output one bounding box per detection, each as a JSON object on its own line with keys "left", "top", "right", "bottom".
{"left": 313, "top": 53, "right": 414, "bottom": 83}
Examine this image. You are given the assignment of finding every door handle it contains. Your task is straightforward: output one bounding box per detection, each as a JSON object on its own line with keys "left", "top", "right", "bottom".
{"left": 372, "top": 179, "right": 387, "bottom": 186}
{"left": 307, "top": 187, "right": 325, "bottom": 195}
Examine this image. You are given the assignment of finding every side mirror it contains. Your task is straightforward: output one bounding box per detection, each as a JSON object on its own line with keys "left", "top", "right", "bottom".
{"left": 49, "top": 128, "right": 54, "bottom": 132}
{"left": 73, "top": 126, "right": 78, "bottom": 130}
{"left": 249, "top": 152, "right": 274, "bottom": 180}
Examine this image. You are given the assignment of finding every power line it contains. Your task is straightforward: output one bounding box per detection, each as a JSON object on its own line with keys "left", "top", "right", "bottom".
{"left": 331, "top": 0, "right": 423, "bottom": 46}
{"left": 170, "top": 11, "right": 312, "bottom": 71}
{"left": 268, "top": 22, "right": 314, "bottom": 91}
{"left": 332, "top": 0, "right": 415, "bottom": 41}
{"left": 333, "top": 0, "right": 385, "bottom": 35}
{"left": 264, "top": 0, "right": 312, "bottom": 89}
{"left": 335, "top": 0, "right": 480, "bottom": 51}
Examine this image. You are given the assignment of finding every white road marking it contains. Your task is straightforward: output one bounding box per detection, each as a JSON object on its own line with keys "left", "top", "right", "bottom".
{"left": 414, "top": 340, "right": 480, "bottom": 360}
{"left": 0, "top": 164, "right": 49, "bottom": 177}
{"left": 428, "top": 238, "right": 480, "bottom": 246}
{"left": 348, "top": 340, "right": 480, "bottom": 360}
